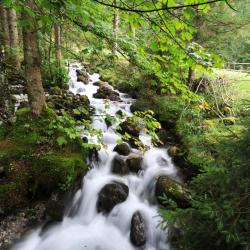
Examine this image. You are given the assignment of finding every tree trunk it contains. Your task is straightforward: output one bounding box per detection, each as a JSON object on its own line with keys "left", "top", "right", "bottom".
{"left": 188, "top": 67, "right": 195, "bottom": 88}
{"left": 22, "top": 0, "right": 45, "bottom": 116}
{"left": 129, "top": 22, "right": 136, "bottom": 42}
{"left": 7, "top": 8, "right": 21, "bottom": 70}
{"left": 54, "top": 22, "right": 62, "bottom": 67}
{"left": 112, "top": 0, "right": 119, "bottom": 55}
{"left": 0, "top": 6, "right": 10, "bottom": 56}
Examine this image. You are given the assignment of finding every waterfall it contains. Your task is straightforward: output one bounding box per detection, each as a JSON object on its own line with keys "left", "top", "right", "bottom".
{"left": 11, "top": 62, "right": 178, "bottom": 250}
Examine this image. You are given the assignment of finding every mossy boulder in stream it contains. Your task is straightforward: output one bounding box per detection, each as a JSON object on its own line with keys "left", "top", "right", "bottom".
{"left": 113, "top": 143, "right": 131, "bottom": 156}
{"left": 155, "top": 176, "right": 191, "bottom": 209}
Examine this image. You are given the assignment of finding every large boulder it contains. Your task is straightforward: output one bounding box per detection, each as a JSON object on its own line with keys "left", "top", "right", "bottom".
{"left": 113, "top": 143, "right": 131, "bottom": 156}
{"left": 155, "top": 176, "right": 191, "bottom": 209}
{"left": 130, "top": 211, "right": 146, "bottom": 247}
{"left": 97, "top": 182, "right": 129, "bottom": 214}
{"left": 127, "top": 156, "right": 143, "bottom": 173}
{"left": 112, "top": 155, "right": 129, "bottom": 176}
{"left": 93, "top": 86, "right": 121, "bottom": 101}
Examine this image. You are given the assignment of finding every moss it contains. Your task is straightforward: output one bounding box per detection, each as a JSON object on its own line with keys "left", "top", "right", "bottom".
{"left": 30, "top": 152, "right": 86, "bottom": 195}
{"left": 0, "top": 106, "right": 88, "bottom": 215}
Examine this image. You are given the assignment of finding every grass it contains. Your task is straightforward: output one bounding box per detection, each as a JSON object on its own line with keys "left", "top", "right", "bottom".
{"left": 213, "top": 68, "right": 250, "bottom": 101}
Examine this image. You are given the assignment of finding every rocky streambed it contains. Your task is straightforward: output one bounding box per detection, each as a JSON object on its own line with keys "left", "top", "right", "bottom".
{"left": 1, "top": 62, "right": 190, "bottom": 250}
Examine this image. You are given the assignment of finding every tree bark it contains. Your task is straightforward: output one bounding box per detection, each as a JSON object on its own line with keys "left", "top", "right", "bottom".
{"left": 22, "top": 0, "right": 45, "bottom": 116}
{"left": 0, "top": 6, "right": 10, "bottom": 56}
{"left": 188, "top": 67, "right": 195, "bottom": 88}
{"left": 7, "top": 8, "right": 21, "bottom": 70}
{"left": 54, "top": 22, "right": 62, "bottom": 67}
{"left": 112, "top": 0, "right": 119, "bottom": 55}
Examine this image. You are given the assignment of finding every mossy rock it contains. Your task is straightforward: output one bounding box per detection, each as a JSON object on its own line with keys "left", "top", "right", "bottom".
{"left": 155, "top": 176, "right": 191, "bottom": 209}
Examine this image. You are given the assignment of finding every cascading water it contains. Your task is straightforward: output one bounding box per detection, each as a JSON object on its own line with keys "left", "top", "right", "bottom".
{"left": 11, "top": 62, "right": 179, "bottom": 250}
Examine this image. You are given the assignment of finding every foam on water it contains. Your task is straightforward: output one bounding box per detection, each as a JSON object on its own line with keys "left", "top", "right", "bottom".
{"left": 11, "top": 62, "right": 175, "bottom": 250}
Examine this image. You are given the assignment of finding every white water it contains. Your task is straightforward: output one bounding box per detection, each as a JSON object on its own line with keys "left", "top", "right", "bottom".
{"left": 12, "top": 62, "right": 178, "bottom": 250}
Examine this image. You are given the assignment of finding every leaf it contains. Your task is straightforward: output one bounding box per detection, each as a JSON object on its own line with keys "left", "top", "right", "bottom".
{"left": 56, "top": 136, "right": 67, "bottom": 146}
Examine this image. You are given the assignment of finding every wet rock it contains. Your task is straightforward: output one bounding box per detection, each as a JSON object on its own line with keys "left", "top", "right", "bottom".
{"left": 77, "top": 75, "right": 89, "bottom": 84}
{"left": 93, "top": 86, "right": 121, "bottom": 101}
{"left": 112, "top": 155, "right": 129, "bottom": 175}
{"left": 115, "top": 109, "right": 124, "bottom": 117}
{"left": 113, "top": 143, "right": 131, "bottom": 156}
{"left": 130, "top": 211, "right": 146, "bottom": 247}
{"left": 119, "top": 119, "right": 140, "bottom": 137}
{"left": 155, "top": 176, "right": 191, "bottom": 209}
{"left": 156, "top": 129, "right": 169, "bottom": 145}
{"left": 45, "top": 193, "right": 65, "bottom": 221}
{"left": 97, "top": 182, "right": 129, "bottom": 213}
{"left": 76, "top": 69, "right": 89, "bottom": 84}
{"left": 93, "top": 80, "right": 109, "bottom": 88}
{"left": 127, "top": 156, "right": 143, "bottom": 173}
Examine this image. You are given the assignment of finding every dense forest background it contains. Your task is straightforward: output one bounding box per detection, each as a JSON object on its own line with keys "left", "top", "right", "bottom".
{"left": 0, "top": 0, "right": 249, "bottom": 249}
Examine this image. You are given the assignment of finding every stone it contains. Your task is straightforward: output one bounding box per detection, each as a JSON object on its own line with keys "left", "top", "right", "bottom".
{"left": 45, "top": 193, "right": 65, "bottom": 221}
{"left": 115, "top": 109, "right": 124, "bottom": 117}
{"left": 155, "top": 176, "right": 191, "bottom": 209}
{"left": 113, "top": 143, "right": 131, "bottom": 156}
{"left": 112, "top": 155, "right": 129, "bottom": 175}
{"left": 77, "top": 75, "right": 89, "bottom": 84}
{"left": 130, "top": 211, "right": 146, "bottom": 247}
{"left": 127, "top": 157, "right": 143, "bottom": 173}
{"left": 119, "top": 119, "right": 140, "bottom": 137}
{"left": 97, "top": 182, "right": 129, "bottom": 214}
{"left": 93, "top": 86, "right": 121, "bottom": 101}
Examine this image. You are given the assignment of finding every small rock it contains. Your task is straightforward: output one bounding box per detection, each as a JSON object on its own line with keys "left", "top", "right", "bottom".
{"left": 113, "top": 143, "right": 131, "bottom": 156}
{"left": 112, "top": 155, "right": 129, "bottom": 175}
{"left": 97, "top": 182, "right": 129, "bottom": 214}
{"left": 130, "top": 211, "right": 146, "bottom": 247}
{"left": 115, "top": 109, "right": 124, "bottom": 117}
{"left": 127, "top": 157, "right": 143, "bottom": 173}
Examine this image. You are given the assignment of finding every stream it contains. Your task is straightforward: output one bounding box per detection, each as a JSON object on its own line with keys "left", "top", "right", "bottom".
{"left": 11, "top": 62, "right": 179, "bottom": 250}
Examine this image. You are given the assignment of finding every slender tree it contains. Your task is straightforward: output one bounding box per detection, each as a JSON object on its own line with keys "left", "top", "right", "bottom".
{"left": 54, "top": 22, "right": 62, "bottom": 67}
{"left": 22, "top": 0, "right": 45, "bottom": 115}
{"left": 7, "top": 8, "right": 21, "bottom": 70}
{"left": 112, "top": 0, "right": 119, "bottom": 55}
{"left": 0, "top": 6, "right": 10, "bottom": 56}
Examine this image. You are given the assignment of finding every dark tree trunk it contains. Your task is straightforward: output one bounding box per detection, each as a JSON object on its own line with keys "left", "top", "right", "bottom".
{"left": 22, "top": 0, "right": 45, "bottom": 116}
{"left": 0, "top": 6, "right": 10, "bottom": 57}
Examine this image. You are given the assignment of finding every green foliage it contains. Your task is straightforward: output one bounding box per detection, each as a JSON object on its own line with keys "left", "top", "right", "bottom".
{"left": 161, "top": 99, "right": 250, "bottom": 249}
{"left": 48, "top": 110, "right": 102, "bottom": 149}
{"left": 42, "top": 60, "right": 69, "bottom": 89}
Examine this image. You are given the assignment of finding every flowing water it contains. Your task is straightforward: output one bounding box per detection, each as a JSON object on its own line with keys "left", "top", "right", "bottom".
{"left": 11, "top": 63, "right": 179, "bottom": 250}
